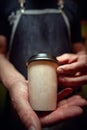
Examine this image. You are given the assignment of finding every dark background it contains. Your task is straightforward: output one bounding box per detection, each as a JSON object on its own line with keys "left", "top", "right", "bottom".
{"left": 76, "top": 0, "right": 87, "bottom": 20}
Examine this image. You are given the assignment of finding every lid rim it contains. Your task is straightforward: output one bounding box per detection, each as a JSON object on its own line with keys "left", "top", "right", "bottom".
{"left": 27, "top": 53, "right": 58, "bottom": 64}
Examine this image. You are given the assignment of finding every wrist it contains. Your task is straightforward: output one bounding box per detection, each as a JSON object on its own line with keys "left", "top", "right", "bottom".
{"left": 3, "top": 74, "right": 26, "bottom": 90}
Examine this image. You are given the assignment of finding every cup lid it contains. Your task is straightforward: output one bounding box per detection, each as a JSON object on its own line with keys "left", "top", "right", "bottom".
{"left": 27, "top": 53, "right": 58, "bottom": 64}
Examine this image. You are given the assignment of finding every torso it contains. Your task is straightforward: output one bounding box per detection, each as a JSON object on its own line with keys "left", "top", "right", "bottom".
{"left": 4, "top": 0, "right": 74, "bottom": 78}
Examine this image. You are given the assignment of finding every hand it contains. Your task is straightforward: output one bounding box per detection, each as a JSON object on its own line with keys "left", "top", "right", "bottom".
{"left": 8, "top": 80, "right": 41, "bottom": 130}
{"left": 57, "top": 53, "right": 87, "bottom": 89}
{"left": 39, "top": 88, "right": 87, "bottom": 126}
{"left": 8, "top": 80, "right": 87, "bottom": 130}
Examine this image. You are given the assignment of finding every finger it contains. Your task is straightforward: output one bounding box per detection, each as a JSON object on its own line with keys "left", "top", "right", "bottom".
{"left": 58, "top": 95, "right": 87, "bottom": 107}
{"left": 58, "top": 75, "right": 87, "bottom": 88}
{"left": 13, "top": 99, "right": 41, "bottom": 130}
{"left": 40, "top": 106, "right": 83, "bottom": 126}
{"left": 58, "top": 95, "right": 81, "bottom": 106}
{"left": 57, "top": 54, "right": 77, "bottom": 65}
{"left": 57, "top": 62, "right": 84, "bottom": 75}
{"left": 57, "top": 55, "right": 87, "bottom": 75}
{"left": 9, "top": 82, "right": 41, "bottom": 130}
{"left": 61, "top": 95, "right": 81, "bottom": 103}
{"left": 40, "top": 95, "right": 87, "bottom": 126}
{"left": 63, "top": 98, "right": 87, "bottom": 107}
{"left": 57, "top": 88, "right": 73, "bottom": 101}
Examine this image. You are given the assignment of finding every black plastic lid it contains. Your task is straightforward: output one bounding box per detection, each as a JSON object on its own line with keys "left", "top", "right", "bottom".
{"left": 28, "top": 53, "right": 58, "bottom": 64}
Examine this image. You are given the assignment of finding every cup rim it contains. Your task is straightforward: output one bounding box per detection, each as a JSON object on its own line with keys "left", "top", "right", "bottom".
{"left": 27, "top": 53, "right": 58, "bottom": 65}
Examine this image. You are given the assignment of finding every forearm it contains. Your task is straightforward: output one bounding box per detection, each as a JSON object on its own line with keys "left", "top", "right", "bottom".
{"left": 0, "top": 54, "right": 26, "bottom": 89}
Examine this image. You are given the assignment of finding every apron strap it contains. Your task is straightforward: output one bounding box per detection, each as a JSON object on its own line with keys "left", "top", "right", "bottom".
{"left": 8, "top": 11, "right": 22, "bottom": 54}
{"left": 58, "top": 0, "right": 64, "bottom": 9}
{"left": 18, "top": 0, "right": 25, "bottom": 12}
{"left": 58, "top": 0, "right": 71, "bottom": 41}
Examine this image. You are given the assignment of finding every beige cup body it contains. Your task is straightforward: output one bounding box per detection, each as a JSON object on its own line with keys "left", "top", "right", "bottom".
{"left": 28, "top": 60, "right": 58, "bottom": 111}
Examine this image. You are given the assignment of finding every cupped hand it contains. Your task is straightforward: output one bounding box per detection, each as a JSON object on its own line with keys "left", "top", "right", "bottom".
{"left": 39, "top": 88, "right": 87, "bottom": 126}
{"left": 57, "top": 53, "right": 87, "bottom": 89}
{"left": 8, "top": 80, "right": 87, "bottom": 129}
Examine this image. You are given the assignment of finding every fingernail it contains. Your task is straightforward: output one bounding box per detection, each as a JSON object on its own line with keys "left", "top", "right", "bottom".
{"left": 28, "top": 126, "right": 36, "bottom": 130}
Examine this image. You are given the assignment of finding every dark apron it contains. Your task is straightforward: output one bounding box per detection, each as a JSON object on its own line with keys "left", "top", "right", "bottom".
{"left": 8, "top": 4, "right": 72, "bottom": 130}
{"left": 9, "top": 8, "right": 72, "bottom": 79}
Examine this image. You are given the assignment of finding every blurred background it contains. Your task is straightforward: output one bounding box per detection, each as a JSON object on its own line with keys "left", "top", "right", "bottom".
{"left": 77, "top": 0, "right": 87, "bottom": 100}
{"left": 77, "top": 0, "right": 87, "bottom": 51}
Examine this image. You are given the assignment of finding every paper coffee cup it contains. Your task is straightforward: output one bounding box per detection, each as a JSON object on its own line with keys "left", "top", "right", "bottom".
{"left": 27, "top": 53, "right": 58, "bottom": 111}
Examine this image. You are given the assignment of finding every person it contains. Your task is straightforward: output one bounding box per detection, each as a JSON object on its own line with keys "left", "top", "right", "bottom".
{"left": 0, "top": 0, "right": 87, "bottom": 130}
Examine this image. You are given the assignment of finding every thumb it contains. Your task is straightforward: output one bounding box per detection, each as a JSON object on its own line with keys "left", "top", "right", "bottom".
{"left": 12, "top": 99, "right": 41, "bottom": 130}
{"left": 8, "top": 81, "right": 41, "bottom": 130}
